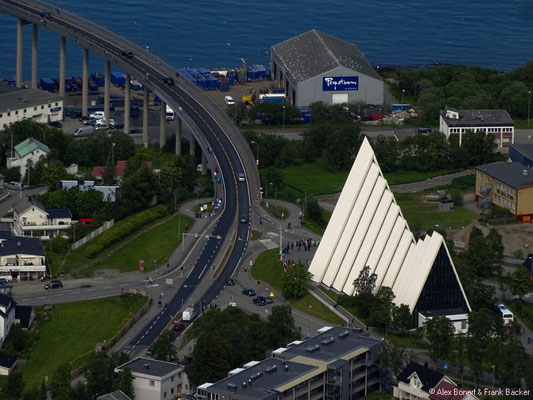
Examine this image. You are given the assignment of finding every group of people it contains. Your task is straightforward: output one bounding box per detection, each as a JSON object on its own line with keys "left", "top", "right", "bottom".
{"left": 281, "top": 238, "right": 319, "bottom": 256}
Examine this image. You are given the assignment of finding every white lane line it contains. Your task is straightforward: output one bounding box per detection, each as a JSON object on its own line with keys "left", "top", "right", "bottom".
{"left": 198, "top": 264, "right": 208, "bottom": 279}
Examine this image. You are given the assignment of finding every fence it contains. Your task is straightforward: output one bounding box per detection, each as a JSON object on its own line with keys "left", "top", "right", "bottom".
{"left": 71, "top": 219, "right": 114, "bottom": 250}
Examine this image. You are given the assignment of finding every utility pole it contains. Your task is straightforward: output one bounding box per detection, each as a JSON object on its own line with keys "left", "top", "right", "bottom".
{"left": 279, "top": 224, "right": 282, "bottom": 261}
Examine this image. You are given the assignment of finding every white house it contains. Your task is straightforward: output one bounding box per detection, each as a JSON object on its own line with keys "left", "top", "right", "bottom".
{"left": 60, "top": 180, "right": 119, "bottom": 202}
{"left": 12, "top": 196, "right": 72, "bottom": 241}
{"left": 0, "top": 293, "right": 16, "bottom": 347}
{"left": 0, "top": 230, "right": 46, "bottom": 280}
{"left": 439, "top": 108, "right": 514, "bottom": 148}
{"left": 6, "top": 137, "right": 50, "bottom": 178}
{"left": 115, "top": 358, "right": 190, "bottom": 400}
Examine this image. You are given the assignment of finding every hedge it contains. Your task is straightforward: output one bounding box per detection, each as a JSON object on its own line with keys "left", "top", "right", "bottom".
{"left": 84, "top": 205, "right": 169, "bottom": 258}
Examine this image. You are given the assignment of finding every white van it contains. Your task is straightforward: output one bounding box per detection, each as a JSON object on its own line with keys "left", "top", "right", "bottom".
{"left": 73, "top": 126, "right": 95, "bottom": 137}
{"left": 6, "top": 182, "right": 23, "bottom": 190}
{"left": 89, "top": 111, "right": 105, "bottom": 120}
{"left": 224, "top": 96, "right": 235, "bottom": 106}
{"left": 166, "top": 105, "right": 175, "bottom": 121}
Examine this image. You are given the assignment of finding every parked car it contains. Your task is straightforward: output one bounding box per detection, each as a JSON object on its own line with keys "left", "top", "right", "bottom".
{"left": 73, "top": 126, "right": 95, "bottom": 137}
{"left": 0, "top": 278, "right": 8, "bottom": 285}
{"left": 45, "top": 280, "right": 63, "bottom": 290}
{"left": 95, "top": 124, "right": 109, "bottom": 131}
{"left": 49, "top": 121, "right": 62, "bottom": 128}
{"left": 242, "top": 288, "right": 256, "bottom": 296}
{"left": 129, "top": 128, "right": 142, "bottom": 134}
{"left": 89, "top": 111, "right": 105, "bottom": 120}
{"left": 82, "top": 117, "right": 96, "bottom": 125}
{"left": 226, "top": 278, "right": 235, "bottom": 286}
{"left": 224, "top": 96, "right": 235, "bottom": 106}
{"left": 264, "top": 296, "right": 273, "bottom": 304}
{"left": 253, "top": 296, "right": 266, "bottom": 306}
{"left": 95, "top": 118, "right": 115, "bottom": 127}
{"left": 173, "top": 321, "right": 185, "bottom": 331}
{"left": 5, "top": 181, "right": 23, "bottom": 191}
{"left": 414, "top": 127, "right": 432, "bottom": 134}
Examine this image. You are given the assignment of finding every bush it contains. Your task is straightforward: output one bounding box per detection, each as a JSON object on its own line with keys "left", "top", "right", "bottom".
{"left": 47, "top": 237, "right": 70, "bottom": 254}
{"left": 84, "top": 205, "right": 168, "bottom": 258}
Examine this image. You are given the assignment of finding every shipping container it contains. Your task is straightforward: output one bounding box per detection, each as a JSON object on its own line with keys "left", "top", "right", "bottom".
{"left": 111, "top": 71, "right": 126, "bottom": 87}
{"left": 40, "top": 77, "right": 56, "bottom": 92}
{"left": 194, "top": 74, "right": 208, "bottom": 90}
{"left": 91, "top": 72, "right": 105, "bottom": 87}
{"left": 154, "top": 94, "right": 161, "bottom": 104}
{"left": 130, "top": 78, "right": 143, "bottom": 91}
{"left": 273, "top": 88, "right": 285, "bottom": 94}
{"left": 88, "top": 80, "right": 98, "bottom": 92}
{"left": 198, "top": 67, "right": 211, "bottom": 75}
{"left": 227, "top": 76, "right": 236, "bottom": 85}
{"left": 390, "top": 104, "right": 410, "bottom": 112}
{"left": 259, "top": 93, "right": 285, "bottom": 104}
{"left": 220, "top": 82, "right": 230, "bottom": 92}
{"left": 205, "top": 74, "right": 218, "bottom": 90}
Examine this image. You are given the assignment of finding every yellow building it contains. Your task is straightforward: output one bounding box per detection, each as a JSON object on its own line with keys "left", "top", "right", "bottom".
{"left": 475, "top": 162, "right": 533, "bottom": 222}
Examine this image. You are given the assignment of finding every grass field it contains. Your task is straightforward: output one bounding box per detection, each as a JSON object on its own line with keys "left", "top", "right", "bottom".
{"left": 395, "top": 193, "right": 478, "bottom": 231}
{"left": 53, "top": 213, "right": 192, "bottom": 277}
{"left": 252, "top": 249, "right": 344, "bottom": 325}
{"left": 21, "top": 294, "right": 146, "bottom": 388}
{"left": 280, "top": 159, "right": 460, "bottom": 197}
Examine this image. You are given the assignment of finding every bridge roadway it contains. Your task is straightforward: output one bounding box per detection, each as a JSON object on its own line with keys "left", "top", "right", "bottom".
{"left": 0, "top": 0, "right": 260, "bottom": 352}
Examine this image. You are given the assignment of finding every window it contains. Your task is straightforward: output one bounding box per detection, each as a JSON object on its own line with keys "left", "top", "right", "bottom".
{"left": 34, "top": 107, "right": 37, "bottom": 111}
{"left": 171, "top": 389, "right": 174, "bottom": 394}
{"left": 15, "top": 111, "right": 18, "bottom": 115}
{"left": 55, "top": 102, "right": 58, "bottom": 106}
{"left": 23, "top": 109, "right": 26, "bottom": 113}
{"left": 164, "top": 392, "right": 167, "bottom": 398}
{"left": 171, "top": 376, "right": 174, "bottom": 382}
{"left": 149, "top": 380, "right": 155, "bottom": 387}
{"left": 7, "top": 112, "right": 10, "bottom": 116}
{"left": 41, "top": 105, "right": 44, "bottom": 109}
{"left": 48, "top": 104, "right": 51, "bottom": 108}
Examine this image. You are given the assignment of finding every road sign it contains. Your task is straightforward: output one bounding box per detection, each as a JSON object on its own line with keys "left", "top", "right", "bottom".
{"left": 270, "top": 292, "right": 274, "bottom": 297}
{"left": 166, "top": 278, "right": 173, "bottom": 286}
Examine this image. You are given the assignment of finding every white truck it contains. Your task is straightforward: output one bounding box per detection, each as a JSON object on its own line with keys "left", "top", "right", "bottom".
{"left": 182, "top": 305, "right": 197, "bottom": 321}
{"left": 166, "top": 105, "right": 175, "bottom": 121}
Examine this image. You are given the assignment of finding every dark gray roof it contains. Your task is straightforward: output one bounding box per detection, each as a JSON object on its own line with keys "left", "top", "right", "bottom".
{"left": 0, "top": 82, "right": 63, "bottom": 114}
{"left": 397, "top": 362, "right": 444, "bottom": 391}
{"left": 476, "top": 161, "right": 533, "bottom": 189}
{"left": 208, "top": 357, "right": 317, "bottom": 400}
{"left": 97, "top": 391, "right": 131, "bottom": 400}
{"left": 0, "top": 353, "right": 17, "bottom": 369}
{"left": 13, "top": 196, "right": 46, "bottom": 215}
{"left": 440, "top": 109, "right": 514, "bottom": 127}
{"left": 272, "top": 29, "right": 380, "bottom": 83}
{"left": 15, "top": 305, "right": 34, "bottom": 329}
{"left": 0, "top": 293, "right": 15, "bottom": 309}
{"left": 0, "top": 230, "right": 46, "bottom": 257}
{"left": 280, "top": 326, "right": 382, "bottom": 362}
{"left": 511, "top": 144, "right": 533, "bottom": 161}
{"left": 116, "top": 357, "right": 182, "bottom": 378}
{"left": 47, "top": 208, "right": 72, "bottom": 219}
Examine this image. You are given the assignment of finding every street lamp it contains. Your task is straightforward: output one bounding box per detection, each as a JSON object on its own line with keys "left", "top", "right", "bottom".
{"left": 146, "top": 44, "right": 150, "bottom": 53}
{"left": 527, "top": 90, "right": 531, "bottom": 129}
{"left": 491, "top": 365, "right": 495, "bottom": 388}
{"left": 250, "top": 140, "right": 259, "bottom": 165}
{"left": 282, "top": 105, "right": 286, "bottom": 131}
{"left": 401, "top": 89, "right": 405, "bottom": 104}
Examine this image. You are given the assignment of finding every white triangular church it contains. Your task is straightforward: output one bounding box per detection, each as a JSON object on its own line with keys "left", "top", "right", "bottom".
{"left": 309, "top": 137, "right": 471, "bottom": 332}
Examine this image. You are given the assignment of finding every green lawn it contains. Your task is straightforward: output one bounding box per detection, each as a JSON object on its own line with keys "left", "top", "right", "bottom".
{"left": 280, "top": 159, "right": 461, "bottom": 197}
{"left": 252, "top": 249, "right": 344, "bottom": 325}
{"left": 53, "top": 213, "right": 192, "bottom": 277}
{"left": 373, "top": 328, "right": 429, "bottom": 349}
{"left": 21, "top": 294, "right": 147, "bottom": 388}
{"left": 505, "top": 300, "right": 533, "bottom": 332}
{"left": 395, "top": 193, "right": 478, "bottom": 231}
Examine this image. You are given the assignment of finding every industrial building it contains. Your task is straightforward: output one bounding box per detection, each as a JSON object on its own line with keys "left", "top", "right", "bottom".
{"left": 439, "top": 108, "right": 514, "bottom": 147}
{"left": 475, "top": 161, "right": 533, "bottom": 222}
{"left": 271, "top": 30, "right": 384, "bottom": 107}
{"left": 199, "top": 326, "right": 382, "bottom": 400}
{"left": 0, "top": 82, "right": 63, "bottom": 130}
{"left": 308, "top": 138, "right": 471, "bottom": 333}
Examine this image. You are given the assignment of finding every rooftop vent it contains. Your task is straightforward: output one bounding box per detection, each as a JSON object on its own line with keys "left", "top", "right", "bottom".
{"left": 321, "top": 336, "right": 335, "bottom": 345}
{"left": 338, "top": 330, "right": 350, "bottom": 339}
{"left": 250, "top": 371, "right": 263, "bottom": 381}
{"left": 227, "top": 383, "right": 237, "bottom": 390}
{"left": 523, "top": 169, "right": 528, "bottom": 176}
{"left": 144, "top": 363, "right": 150, "bottom": 370}
{"left": 265, "top": 365, "right": 277, "bottom": 374}
{"left": 306, "top": 344, "right": 320, "bottom": 353}
{"left": 242, "top": 382, "right": 247, "bottom": 388}
{"left": 284, "top": 364, "right": 289, "bottom": 371}
{"left": 17, "top": 241, "right": 21, "bottom": 247}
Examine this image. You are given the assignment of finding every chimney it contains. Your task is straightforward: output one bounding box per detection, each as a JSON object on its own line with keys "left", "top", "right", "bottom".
{"left": 523, "top": 169, "right": 528, "bottom": 176}
{"left": 144, "top": 363, "right": 150, "bottom": 371}
{"left": 17, "top": 241, "right": 21, "bottom": 247}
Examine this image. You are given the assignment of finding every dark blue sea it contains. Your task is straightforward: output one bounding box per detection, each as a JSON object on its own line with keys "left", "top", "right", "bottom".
{"left": 1, "top": 0, "right": 533, "bottom": 80}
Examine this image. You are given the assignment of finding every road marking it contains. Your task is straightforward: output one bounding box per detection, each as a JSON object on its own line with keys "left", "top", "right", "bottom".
{"left": 71, "top": 291, "right": 79, "bottom": 294}
{"left": 104, "top": 286, "right": 112, "bottom": 289}
{"left": 87, "top": 289, "right": 96, "bottom": 292}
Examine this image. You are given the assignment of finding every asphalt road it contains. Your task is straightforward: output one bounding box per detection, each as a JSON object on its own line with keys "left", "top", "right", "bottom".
{"left": 0, "top": 0, "right": 257, "bottom": 353}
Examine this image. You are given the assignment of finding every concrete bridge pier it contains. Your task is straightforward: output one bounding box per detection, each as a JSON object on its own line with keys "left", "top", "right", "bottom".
{"left": 175, "top": 117, "right": 182, "bottom": 155}
{"left": 124, "top": 73, "right": 131, "bottom": 134}
{"left": 16, "top": 19, "right": 23, "bottom": 88}
{"left": 160, "top": 101, "right": 167, "bottom": 149}
{"left": 82, "top": 48, "right": 89, "bottom": 116}
{"left": 59, "top": 36, "right": 66, "bottom": 97}
{"left": 104, "top": 60, "right": 111, "bottom": 123}
{"left": 201, "top": 153, "right": 208, "bottom": 175}
{"left": 31, "top": 25, "right": 38, "bottom": 88}
{"left": 189, "top": 135, "right": 196, "bottom": 156}
{"left": 143, "top": 87, "right": 149, "bottom": 148}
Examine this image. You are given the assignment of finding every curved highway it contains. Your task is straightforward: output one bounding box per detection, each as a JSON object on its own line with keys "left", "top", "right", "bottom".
{"left": 0, "top": 0, "right": 260, "bottom": 352}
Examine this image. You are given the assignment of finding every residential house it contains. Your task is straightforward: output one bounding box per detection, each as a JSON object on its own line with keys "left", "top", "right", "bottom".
{"left": 6, "top": 137, "right": 50, "bottom": 178}
{"left": 0, "top": 353, "right": 16, "bottom": 376}
{"left": 12, "top": 196, "right": 72, "bottom": 240}
{"left": 60, "top": 180, "right": 119, "bottom": 202}
{"left": 92, "top": 160, "right": 152, "bottom": 182}
{"left": 0, "top": 230, "right": 46, "bottom": 279}
{"left": 115, "top": 357, "right": 188, "bottom": 400}
{"left": 0, "top": 293, "right": 16, "bottom": 347}
{"left": 393, "top": 362, "right": 477, "bottom": 400}
{"left": 97, "top": 390, "right": 132, "bottom": 400}
{"left": 15, "top": 305, "right": 35, "bottom": 329}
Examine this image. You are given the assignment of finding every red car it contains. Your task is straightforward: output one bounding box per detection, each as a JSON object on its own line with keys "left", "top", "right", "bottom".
{"left": 173, "top": 322, "right": 185, "bottom": 331}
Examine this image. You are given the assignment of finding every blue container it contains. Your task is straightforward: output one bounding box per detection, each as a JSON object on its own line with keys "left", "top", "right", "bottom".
{"left": 273, "top": 88, "right": 285, "bottom": 94}
{"left": 193, "top": 74, "right": 208, "bottom": 90}
{"left": 390, "top": 104, "right": 409, "bottom": 112}
{"left": 154, "top": 94, "right": 161, "bottom": 104}
{"left": 227, "top": 76, "right": 236, "bottom": 85}
{"left": 91, "top": 72, "right": 105, "bottom": 87}
{"left": 39, "top": 77, "right": 56, "bottom": 92}
{"left": 205, "top": 74, "right": 218, "bottom": 90}
{"left": 198, "top": 68, "right": 211, "bottom": 75}
{"left": 237, "top": 71, "right": 247, "bottom": 83}
{"left": 220, "top": 83, "right": 230, "bottom": 92}
{"left": 88, "top": 80, "right": 98, "bottom": 92}
{"left": 111, "top": 71, "right": 126, "bottom": 87}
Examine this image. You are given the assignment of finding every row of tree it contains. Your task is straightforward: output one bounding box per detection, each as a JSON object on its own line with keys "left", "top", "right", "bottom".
{"left": 394, "top": 61, "right": 533, "bottom": 123}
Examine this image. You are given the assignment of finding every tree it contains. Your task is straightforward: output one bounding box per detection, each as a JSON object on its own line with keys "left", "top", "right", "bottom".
{"left": 264, "top": 167, "right": 284, "bottom": 189}
{"left": 510, "top": 266, "right": 532, "bottom": 300}
{"left": 114, "top": 368, "right": 134, "bottom": 399}
{"left": 149, "top": 332, "right": 177, "bottom": 362}
{"left": 379, "top": 342, "right": 408, "bottom": 378}
{"left": 304, "top": 198, "right": 324, "bottom": 226}
{"left": 102, "top": 162, "right": 115, "bottom": 185}
{"left": 186, "top": 331, "right": 231, "bottom": 385}
{"left": 119, "top": 166, "right": 158, "bottom": 214}
{"left": 486, "top": 228, "right": 504, "bottom": 260}
{"left": 424, "top": 315, "right": 454, "bottom": 365}
{"left": 392, "top": 304, "right": 412, "bottom": 335}
{"left": 324, "top": 124, "right": 363, "bottom": 171}
{"left": 4, "top": 370, "right": 24, "bottom": 400}
{"left": 7, "top": 323, "right": 33, "bottom": 353}
{"left": 69, "top": 382, "right": 89, "bottom": 400}
{"left": 41, "top": 160, "right": 68, "bottom": 187}
{"left": 353, "top": 266, "right": 377, "bottom": 297}
{"left": 50, "top": 364, "right": 71, "bottom": 400}
{"left": 512, "top": 249, "right": 524, "bottom": 261}
{"left": 280, "top": 263, "right": 312, "bottom": 299}
{"left": 267, "top": 305, "right": 301, "bottom": 347}
{"left": 85, "top": 353, "right": 114, "bottom": 398}
{"left": 369, "top": 287, "right": 395, "bottom": 330}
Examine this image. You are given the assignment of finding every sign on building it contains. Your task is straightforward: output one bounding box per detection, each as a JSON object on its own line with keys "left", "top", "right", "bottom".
{"left": 322, "top": 76, "right": 359, "bottom": 91}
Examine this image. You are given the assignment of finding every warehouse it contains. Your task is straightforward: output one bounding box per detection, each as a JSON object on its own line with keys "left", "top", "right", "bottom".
{"left": 0, "top": 82, "right": 63, "bottom": 130}
{"left": 309, "top": 138, "right": 471, "bottom": 333}
{"left": 271, "top": 30, "right": 384, "bottom": 107}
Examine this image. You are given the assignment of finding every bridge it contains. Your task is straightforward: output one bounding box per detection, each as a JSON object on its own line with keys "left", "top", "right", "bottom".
{"left": 0, "top": 0, "right": 261, "bottom": 352}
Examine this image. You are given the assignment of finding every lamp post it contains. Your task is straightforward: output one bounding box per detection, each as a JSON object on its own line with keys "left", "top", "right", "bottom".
{"left": 527, "top": 90, "right": 531, "bottom": 129}
{"left": 401, "top": 89, "right": 405, "bottom": 104}
{"left": 282, "top": 105, "right": 286, "bottom": 131}
{"left": 146, "top": 44, "right": 150, "bottom": 53}
{"left": 250, "top": 140, "right": 259, "bottom": 166}
{"left": 491, "top": 365, "right": 495, "bottom": 388}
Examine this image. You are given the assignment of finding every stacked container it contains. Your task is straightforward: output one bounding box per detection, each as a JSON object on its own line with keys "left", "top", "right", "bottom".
{"left": 299, "top": 107, "right": 312, "bottom": 124}
{"left": 40, "top": 77, "right": 56, "bottom": 92}
{"left": 91, "top": 72, "right": 105, "bottom": 87}
{"left": 247, "top": 65, "right": 266, "bottom": 81}
{"left": 111, "top": 71, "right": 126, "bottom": 87}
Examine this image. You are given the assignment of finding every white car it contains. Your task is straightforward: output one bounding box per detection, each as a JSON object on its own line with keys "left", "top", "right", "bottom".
{"left": 224, "top": 96, "right": 235, "bottom": 106}
{"left": 89, "top": 111, "right": 105, "bottom": 120}
{"left": 95, "top": 118, "right": 115, "bottom": 127}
